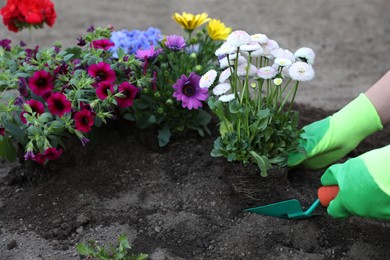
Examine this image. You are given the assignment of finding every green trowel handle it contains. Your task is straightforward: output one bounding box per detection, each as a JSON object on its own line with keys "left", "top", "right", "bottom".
{"left": 318, "top": 185, "right": 339, "bottom": 207}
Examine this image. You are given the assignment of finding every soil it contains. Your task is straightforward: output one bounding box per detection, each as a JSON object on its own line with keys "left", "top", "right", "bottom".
{"left": 1, "top": 104, "right": 390, "bottom": 260}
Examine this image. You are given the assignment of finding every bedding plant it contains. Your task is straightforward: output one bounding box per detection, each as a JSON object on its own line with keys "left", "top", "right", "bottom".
{"left": 0, "top": 25, "right": 145, "bottom": 164}
{"left": 110, "top": 12, "right": 232, "bottom": 146}
{"left": 202, "top": 30, "right": 316, "bottom": 176}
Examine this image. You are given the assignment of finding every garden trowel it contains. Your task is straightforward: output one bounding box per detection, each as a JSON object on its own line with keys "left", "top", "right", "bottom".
{"left": 244, "top": 185, "right": 339, "bottom": 219}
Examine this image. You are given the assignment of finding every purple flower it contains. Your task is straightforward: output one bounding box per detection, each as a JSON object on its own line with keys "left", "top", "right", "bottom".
{"left": 165, "top": 35, "right": 186, "bottom": 51}
{"left": 135, "top": 45, "right": 162, "bottom": 61}
{"left": 80, "top": 136, "right": 90, "bottom": 147}
{"left": 0, "top": 39, "right": 11, "bottom": 51}
{"left": 24, "top": 150, "right": 35, "bottom": 161}
{"left": 87, "top": 25, "right": 95, "bottom": 32}
{"left": 18, "top": 78, "right": 29, "bottom": 97}
{"left": 172, "top": 72, "right": 209, "bottom": 110}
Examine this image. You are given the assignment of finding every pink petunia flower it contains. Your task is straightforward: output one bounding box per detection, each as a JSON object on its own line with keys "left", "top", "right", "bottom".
{"left": 115, "top": 82, "right": 139, "bottom": 108}
{"left": 34, "top": 153, "right": 47, "bottom": 164}
{"left": 47, "top": 92, "right": 72, "bottom": 117}
{"left": 91, "top": 39, "right": 115, "bottom": 51}
{"left": 87, "top": 62, "right": 116, "bottom": 86}
{"left": 44, "top": 147, "right": 63, "bottom": 161}
{"left": 74, "top": 109, "right": 95, "bottom": 133}
{"left": 135, "top": 45, "right": 162, "bottom": 61}
{"left": 20, "top": 99, "right": 45, "bottom": 124}
{"left": 0, "top": 127, "right": 5, "bottom": 136}
{"left": 28, "top": 70, "right": 54, "bottom": 96}
{"left": 172, "top": 72, "right": 208, "bottom": 110}
{"left": 96, "top": 81, "right": 114, "bottom": 100}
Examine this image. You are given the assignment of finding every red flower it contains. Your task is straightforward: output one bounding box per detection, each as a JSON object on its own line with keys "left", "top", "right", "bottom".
{"left": 0, "top": 0, "right": 57, "bottom": 33}
{"left": 74, "top": 109, "right": 95, "bottom": 133}
{"left": 20, "top": 99, "right": 45, "bottom": 124}
{"left": 34, "top": 152, "right": 46, "bottom": 164}
{"left": 96, "top": 81, "right": 114, "bottom": 100}
{"left": 91, "top": 39, "right": 115, "bottom": 51}
{"left": 87, "top": 62, "right": 116, "bottom": 86}
{"left": 0, "top": 127, "right": 5, "bottom": 136}
{"left": 115, "top": 82, "right": 139, "bottom": 108}
{"left": 28, "top": 70, "right": 54, "bottom": 96}
{"left": 44, "top": 147, "right": 63, "bottom": 160}
{"left": 47, "top": 92, "right": 71, "bottom": 117}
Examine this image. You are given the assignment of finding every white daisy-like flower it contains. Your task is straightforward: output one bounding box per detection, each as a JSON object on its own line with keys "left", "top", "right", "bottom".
{"left": 215, "top": 42, "right": 237, "bottom": 57}
{"left": 271, "top": 48, "right": 295, "bottom": 63}
{"left": 199, "top": 70, "right": 217, "bottom": 89}
{"left": 219, "top": 68, "right": 232, "bottom": 83}
{"left": 251, "top": 33, "right": 268, "bottom": 44}
{"left": 219, "top": 55, "right": 247, "bottom": 69}
{"left": 288, "top": 62, "right": 315, "bottom": 81}
{"left": 240, "top": 42, "right": 262, "bottom": 52}
{"left": 261, "top": 39, "right": 279, "bottom": 59}
{"left": 213, "top": 83, "right": 231, "bottom": 96}
{"left": 294, "top": 47, "right": 315, "bottom": 65}
{"left": 226, "top": 30, "right": 252, "bottom": 47}
{"left": 256, "top": 66, "right": 278, "bottom": 79}
{"left": 219, "top": 93, "right": 236, "bottom": 102}
{"left": 237, "top": 63, "right": 258, "bottom": 77}
{"left": 273, "top": 77, "right": 283, "bottom": 85}
{"left": 251, "top": 47, "right": 264, "bottom": 57}
{"left": 274, "top": 57, "right": 293, "bottom": 67}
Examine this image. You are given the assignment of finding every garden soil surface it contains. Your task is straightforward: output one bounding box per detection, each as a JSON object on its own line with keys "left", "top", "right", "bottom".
{"left": 1, "top": 104, "right": 390, "bottom": 260}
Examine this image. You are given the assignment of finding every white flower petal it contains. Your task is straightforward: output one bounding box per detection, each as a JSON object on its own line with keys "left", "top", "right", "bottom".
{"left": 288, "top": 62, "right": 315, "bottom": 81}
{"left": 219, "top": 68, "right": 232, "bottom": 83}
{"left": 213, "top": 83, "right": 231, "bottom": 96}
{"left": 226, "top": 30, "right": 252, "bottom": 47}
{"left": 219, "top": 93, "right": 236, "bottom": 102}
{"left": 251, "top": 33, "right": 268, "bottom": 44}
{"left": 294, "top": 47, "right": 315, "bottom": 65}
{"left": 200, "top": 70, "right": 217, "bottom": 89}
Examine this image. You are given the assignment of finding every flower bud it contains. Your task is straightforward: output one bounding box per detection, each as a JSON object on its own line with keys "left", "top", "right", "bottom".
{"left": 190, "top": 53, "right": 197, "bottom": 59}
{"left": 154, "top": 91, "right": 161, "bottom": 98}
{"left": 143, "top": 87, "right": 149, "bottom": 94}
{"left": 250, "top": 82, "right": 257, "bottom": 89}
{"left": 165, "top": 99, "right": 174, "bottom": 106}
{"left": 195, "top": 65, "right": 202, "bottom": 73}
{"left": 157, "top": 107, "right": 164, "bottom": 114}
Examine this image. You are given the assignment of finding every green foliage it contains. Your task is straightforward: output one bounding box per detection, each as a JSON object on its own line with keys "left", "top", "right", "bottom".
{"left": 76, "top": 234, "right": 148, "bottom": 260}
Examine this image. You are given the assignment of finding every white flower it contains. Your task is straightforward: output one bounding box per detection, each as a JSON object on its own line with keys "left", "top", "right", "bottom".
{"left": 261, "top": 39, "right": 279, "bottom": 59}
{"left": 251, "top": 48, "right": 264, "bottom": 57}
{"left": 213, "top": 83, "right": 231, "bottom": 96}
{"left": 219, "top": 93, "right": 236, "bottom": 102}
{"left": 273, "top": 78, "right": 283, "bottom": 85}
{"left": 200, "top": 70, "right": 217, "bottom": 89}
{"left": 237, "top": 63, "right": 258, "bottom": 77}
{"left": 215, "top": 42, "right": 236, "bottom": 56}
{"left": 251, "top": 33, "right": 268, "bottom": 44}
{"left": 219, "top": 68, "right": 232, "bottom": 83}
{"left": 240, "top": 42, "right": 262, "bottom": 52}
{"left": 256, "top": 66, "right": 278, "bottom": 79}
{"left": 271, "top": 48, "right": 295, "bottom": 63}
{"left": 288, "top": 62, "right": 315, "bottom": 81}
{"left": 219, "top": 55, "right": 247, "bottom": 69}
{"left": 274, "top": 57, "right": 293, "bottom": 67}
{"left": 294, "top": 47, "right": 315, "bottom": 65}
{"left": 226, "top": 30, "right": 252, "bottom": 47}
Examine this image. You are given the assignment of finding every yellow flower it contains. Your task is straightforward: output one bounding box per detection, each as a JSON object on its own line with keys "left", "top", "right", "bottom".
{"left": 207, "top": 19, "right": 232, "bottom": 41}
{"left": 172, "top": 12, "right": 210, "bottom": 31}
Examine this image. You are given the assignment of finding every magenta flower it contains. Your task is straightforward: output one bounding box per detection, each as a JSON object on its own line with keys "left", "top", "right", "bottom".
{"left": 74, "top": 109, "right": 95, "bottom": 133}
{"left": 88, "top": 62, "right": 116, "bottom": 86}
{"left": 28, "top": 70, "right": 54, "bottom": 96}
{"left": 115, "top": 82, "right": 139, "bottom": 108}
{"left": 96, "top": 81, "right": 114, "bottom": 100}
{"left": 34, "top": 153, "right": 46, "bottom": 164}
{"left": 172, "top": 72, "right": 208, "bottom": 110}
{"left": 165, "top": 35, "right": 186, "bottom": 51}
{"left": 0, "top": 127, "right": 5, "bottom": 136}
{"left": 91, "top": 39, "right": 115, "bottom": 50}
{"left": 47, "top": 92, "right": 72, "bottom": 117}
{"left": 44, "top": 147, "right": 63, "bottom": 161}
{"left": 20, "top": 99, "right": 45, "bottom": 124}
{"left": 135, "top": 45, "right": 162, "bottom": 61}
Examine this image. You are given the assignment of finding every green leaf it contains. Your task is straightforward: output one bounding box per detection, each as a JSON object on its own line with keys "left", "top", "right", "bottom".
{"left": 158, "top": 125, "right": 171, "bottom": 147}
{"left": 0, "top": 135, "right": 16, "bottom": 162}
{"left": 76, "top": 243, "right": 95, "bottom": 256}
{"left": 249, "top": 151, "right": 270, "bottom": 177}
{"left": 2, "top": 121, "right": 25, "bottom": 145}
{"left": 122, "top": 113, "right": 135, "bottom": 121}
{"left": 228, "top": 100, "right": 242, "bottom": 114}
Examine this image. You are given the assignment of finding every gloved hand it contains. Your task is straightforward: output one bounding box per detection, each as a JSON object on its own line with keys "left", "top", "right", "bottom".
{"left": 288, "top": 93, "right": 382, "bottom": 169}
{"left": 321, "top": 145, "right": 390, "bottom": 219}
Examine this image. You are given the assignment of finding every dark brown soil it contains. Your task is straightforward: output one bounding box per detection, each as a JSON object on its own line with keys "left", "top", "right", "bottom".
{"left": 1, "top": 104, "right": 390, "bottom": 260}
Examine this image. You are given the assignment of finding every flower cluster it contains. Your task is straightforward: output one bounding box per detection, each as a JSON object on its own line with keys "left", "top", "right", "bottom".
{"left": 203, "top": 30, "right": 315, "bottom": 176}
{"left": 0, "top": 0, "right": 56, "bottom": 32}
{"left": 0, "top": 26, "right": 145, "bottom": 164}
{"left": 111, "top": 12, "right": 231, "bottom": 146}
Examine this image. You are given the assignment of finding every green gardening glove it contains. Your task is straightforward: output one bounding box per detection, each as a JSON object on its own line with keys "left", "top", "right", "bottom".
{"left": 288, "top": 93, "right": 383, "bottom": 169}
{"left": 321, "top": 145, "right": 390, "bottom": 219}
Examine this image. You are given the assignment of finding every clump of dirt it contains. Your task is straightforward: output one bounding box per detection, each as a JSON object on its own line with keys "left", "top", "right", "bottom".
{"left": 1, "top": 104, "right": 390, "bottom": 260}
